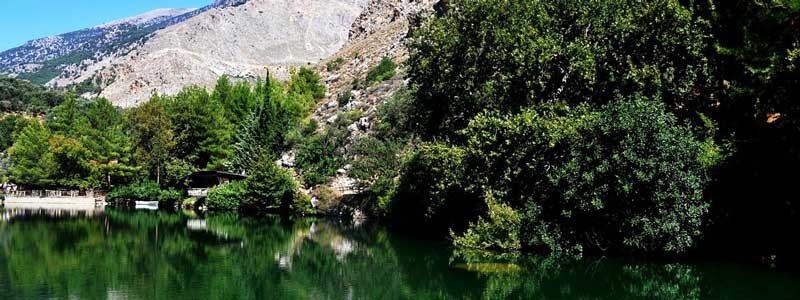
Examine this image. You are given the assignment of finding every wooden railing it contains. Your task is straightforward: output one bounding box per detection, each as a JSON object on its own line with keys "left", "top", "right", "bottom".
{"left": 188, "top": 188, "right": 209, "bottom": 198}
{"left": 4, "top": 190, "right": 106, "bottom": 198}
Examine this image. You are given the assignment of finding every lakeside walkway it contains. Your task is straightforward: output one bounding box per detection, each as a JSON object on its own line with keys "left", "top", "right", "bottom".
{"left": 2, "top": 190, "right": 107, "bottom": 209}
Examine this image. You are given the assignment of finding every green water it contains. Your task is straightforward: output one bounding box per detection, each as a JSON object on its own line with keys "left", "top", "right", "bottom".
{"left": 0, "top": 207, "right": 798, "bottom": 300}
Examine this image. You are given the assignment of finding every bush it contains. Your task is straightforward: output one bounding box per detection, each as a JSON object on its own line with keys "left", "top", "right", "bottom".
{"left": 246, "top": 157, "right": 298, "bottom": 211}
{"left": 376, "top": 88, "right": 416, "bottom": 138}
{"left": 295, "top": 128, "right": 345, "bottom": 186}
{"left": 455, "top": 98, "right": 717, "bottom": 255}
{"left": 365, "top": 57, "right": 397, "bottom": 86}
{"left": 453, "top": 199, "right": 523, "bottom": 251}
{"left": 106, "top": 180, "right": 183, "bottom": 204}
{"left": 293, "top": 194, "right": 314, "bottom": 215}
{"left": 157, "top": 189, "right": 184, "bottom": 204}
{"left": 337, "top": 89, "right": 353, "bottom": 107}
{"left": 548, "top": 98, "right": 714, "bottom": 254}
{"left": 326, "top": 57, "right": 346, "bottom": 72}
{"left": 206, "top": 180, "right": 249, "bottom": 211}
{"left": 314, "top": 185, "right": 342, "bottom": 214}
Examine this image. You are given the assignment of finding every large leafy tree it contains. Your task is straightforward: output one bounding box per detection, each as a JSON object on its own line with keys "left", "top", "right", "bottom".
{"left": 164, "top": 87, "right": 233, "bottom": 170}
{"left": 0, "top": 115, "right": 29, "bottom": 151}
{"left": 127, "top": 97, "right": 176, "bottom": 184}
{"left": 444, "top": 98, "right": 718, "bottom": 255}
{"left": 407, "top": 0, "right": 712, "bottom": 135}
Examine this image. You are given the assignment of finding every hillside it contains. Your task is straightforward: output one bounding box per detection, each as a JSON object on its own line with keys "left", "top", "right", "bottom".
{"left": 0, "top": 8, "right": 200, "bottom": 84}
{"left": 84, "top": 0, "right": 369, "bottom": 107}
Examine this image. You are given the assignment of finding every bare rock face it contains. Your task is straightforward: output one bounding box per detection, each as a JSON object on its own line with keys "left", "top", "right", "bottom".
{"left": 52, "top": 0, "right": 370, "bottom": 107}
{"left": 312, "top": 0, "right": 438, "bottom": 126}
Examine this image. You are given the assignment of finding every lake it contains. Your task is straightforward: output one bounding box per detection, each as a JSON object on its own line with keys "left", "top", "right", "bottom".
{"left": 0, "top": 207, "right": 798, "bottom": 300}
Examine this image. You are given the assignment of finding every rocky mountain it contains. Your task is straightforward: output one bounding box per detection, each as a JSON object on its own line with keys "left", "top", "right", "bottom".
{"left": 83, "top": 0, "right": 370, "bottom": 107}
{"left": 0, "top": 8, "right": 201, "bottom": 84}
{"left": 0, "top": 0, "right": 432, "bottom": 108}
{"left": 312, "top": 0, "right": 438, "bottom": 129}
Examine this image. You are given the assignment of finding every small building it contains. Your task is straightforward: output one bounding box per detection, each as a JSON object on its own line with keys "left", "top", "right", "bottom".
{"left": 184, "top": 171, "right": 247, "bottom": 198}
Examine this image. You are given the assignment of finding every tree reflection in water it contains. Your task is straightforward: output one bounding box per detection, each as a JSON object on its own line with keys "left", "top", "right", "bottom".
{"left": 0, "top": 208, "right": 798, "bottom": 300}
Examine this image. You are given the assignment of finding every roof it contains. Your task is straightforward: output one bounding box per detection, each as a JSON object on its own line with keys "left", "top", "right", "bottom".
{"left": 187, "top": 171, "right": 248, "bottom": 180}
{"left": 182, "top": 171, "right": 248, "bottom": 188}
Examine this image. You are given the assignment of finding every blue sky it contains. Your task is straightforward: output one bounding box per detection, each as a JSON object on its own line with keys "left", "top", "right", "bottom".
{"left": 0, "top": 0, "right": 211, "bottom": 52}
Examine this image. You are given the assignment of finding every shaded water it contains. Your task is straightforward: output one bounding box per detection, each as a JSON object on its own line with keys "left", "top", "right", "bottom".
{"left": 0, "top": 207, "right": 798, "bottom": 300}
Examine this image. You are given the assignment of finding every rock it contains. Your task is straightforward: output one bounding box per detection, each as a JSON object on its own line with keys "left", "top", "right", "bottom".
{"left": 337, "top": 168, "right": 347, "bottom": 175}
{"left": 278, "top": 151, "right": 295, "bottom": 167}
{"left": 358, "top": 117, "right": 370, "bottom": 129}
{"left": 326, "top": 115, "right": 338, "bottom": 124}
{"left": 325, "top": 74, "right": 341, "bottom": 82}
{"left": 344, "top": 100, "right": 363, "bottom": 111}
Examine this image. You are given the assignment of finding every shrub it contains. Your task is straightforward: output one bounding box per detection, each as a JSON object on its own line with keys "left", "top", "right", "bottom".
{"left": 293, "top": 194, "right": 314, "bottom": 214}
{"left": 106, "top": 180, "right": 182, "bottom": 204}
{"left": 547, "top": 98, "right": 714, "bottom": 254}
{"left": 157, "top": 189, "right": 184, "bottom": 204}
{"left": 206, "top": 180, "right": 249, "bottom": 211}
{"left": 295, "top": 128, "right": 345, "bottom": 186}
{"left": 246, "top": 157, "right": 298, "bottom": 211}
{"left": 326, "top": 57, "right": 346, "bottom": 72}
{"left": 453, "top": 199, "right": 523, "bottom": 251}
{"left": 376, "top": 88, "right": 416, "bottom": 138}
{"left": 341, "top": 110, "right": 364, "bottom": 125}
{"left": 455, "top": 98, "right": 716, "bottom": 255}
{"left": 365, "top": 57, "right": 397, "bottom": 86}
{"left": 314, "top": 185, "right": 342, "bottom": 214}
{"left": 337, "top": 89, "right": 353, "bottom": 107}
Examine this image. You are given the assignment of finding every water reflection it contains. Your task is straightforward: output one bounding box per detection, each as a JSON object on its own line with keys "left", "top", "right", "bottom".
{"left": 0, "top": 208, "right": 797, "bottom": 300}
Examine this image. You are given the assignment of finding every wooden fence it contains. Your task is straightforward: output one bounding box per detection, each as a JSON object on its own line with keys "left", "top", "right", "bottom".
{"left": 4, "top": 190, "right": 106, "bottom": 198}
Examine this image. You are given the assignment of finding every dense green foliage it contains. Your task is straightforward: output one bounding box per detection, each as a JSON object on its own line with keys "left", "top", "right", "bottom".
{"left": 246, "top": 156, "right": 299, "bottom": 211}
{"left": 407, "top": 0, "right": 711, "bottom": 136}
{"left": 365, "top": 57, "right": 397, "bottom": 86}
{"left": 0, "top": 77, "right": 65, "bottom": 114}
{"left": 206, "top": 157, "right": 299, "bottom": 212}
{"left": 4, "top": 68, "right": 324, "bottom": 214}
{"left": 162, "top": 87, "right": 234, "bottom": 170}
{"left": 349, "top": 0, "right": 763, "bottom": 257}
{"left": 441, "top": 99, "right": 716, "bottom": 255}
{"left": 356, "top": 0, "right": 800, "bottom": 261}
{"left": 126, "top": 99, "right": 175, "bottom": 184}
{"left": 106, "top": 180, "right": 183, "bottom": 204}
{"left": 294, "top": 127, "right": 345, "bottom": 186}
{"left": 15, "top": 51, "right": 94, "bottom": 85}
{"left": 206, "top": 180, "right": 250, "bottom": 211}
{"left": 8, "top": 97, "right": 135, "bottom": 189}
{"left": 0, "top": 115, "right": 30, "bottom": 151}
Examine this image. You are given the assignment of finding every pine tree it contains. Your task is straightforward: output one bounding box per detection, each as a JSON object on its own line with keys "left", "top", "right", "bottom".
{"left": 9, "top": 122, "right": 54, "bottom": 187}
{"left": 229, "top": 77, "right": 293, "bottom": 173}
